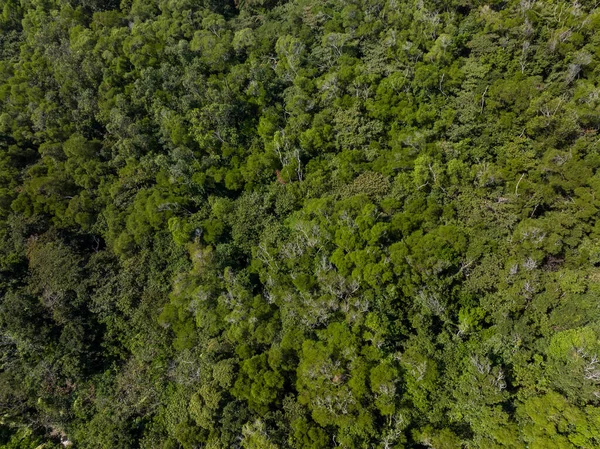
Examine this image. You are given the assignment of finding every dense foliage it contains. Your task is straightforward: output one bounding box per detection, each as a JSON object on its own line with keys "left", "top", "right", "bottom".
{"left": 1, "top": 0, "right": 600, "bottom": 447}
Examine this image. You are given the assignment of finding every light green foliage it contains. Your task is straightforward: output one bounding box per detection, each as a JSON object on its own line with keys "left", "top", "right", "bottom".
{"left": 518, "top": 391, "right": 600, "bottom": 448}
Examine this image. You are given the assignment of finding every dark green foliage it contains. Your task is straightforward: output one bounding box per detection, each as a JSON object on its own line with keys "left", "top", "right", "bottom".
{"left": 1, "top": 0, "right": 600, "bottom": 447}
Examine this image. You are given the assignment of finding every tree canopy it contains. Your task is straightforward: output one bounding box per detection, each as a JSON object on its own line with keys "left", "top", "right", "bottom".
{"left": 1, "top": 0, "right": 600, "bottom": 447}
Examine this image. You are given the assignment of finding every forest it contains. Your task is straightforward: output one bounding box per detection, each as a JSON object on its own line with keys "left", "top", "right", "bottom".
{"left": 0, "top": 0, "right": 600, "bottom": 447}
